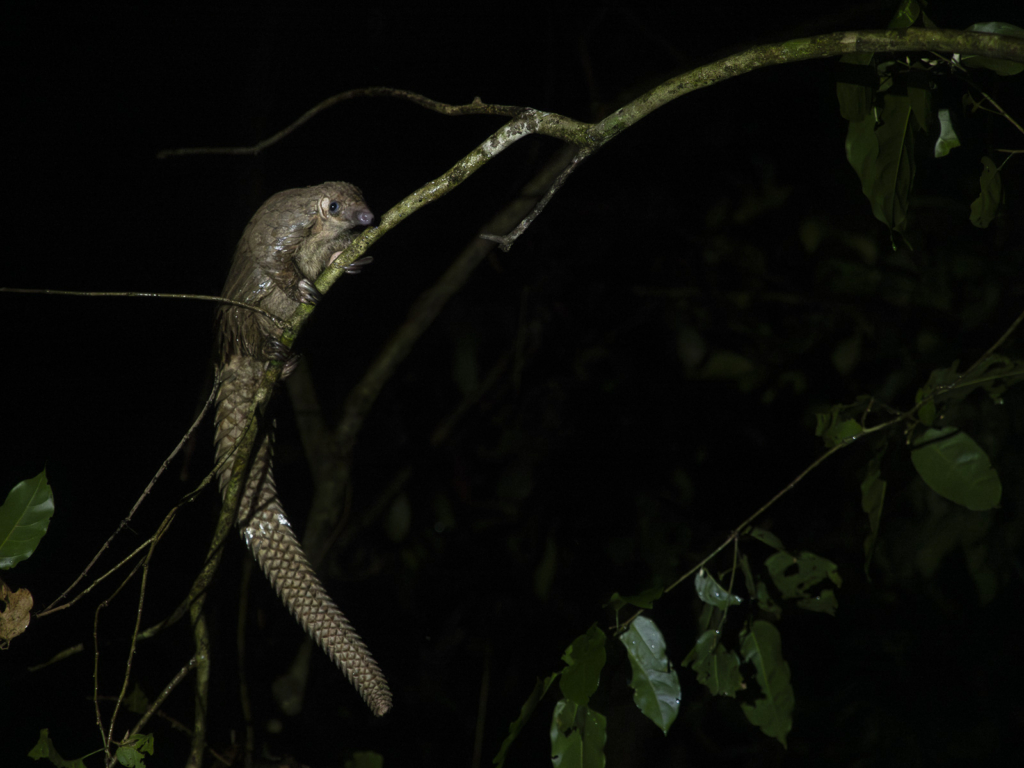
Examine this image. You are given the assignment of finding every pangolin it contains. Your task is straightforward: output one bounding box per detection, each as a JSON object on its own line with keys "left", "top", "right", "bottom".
{"left": 213, "top": 182, "right": 390, "bottom": 716}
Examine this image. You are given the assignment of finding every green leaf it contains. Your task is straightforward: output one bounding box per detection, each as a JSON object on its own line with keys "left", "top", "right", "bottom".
{"left": 115, "top": 733, "right": 154, "bottom": 768}
{"left": 860, "top": 457, "right": 887, "bottom": 578}
{"left": 911, "top": 427, "right": 1002, "bottom": 511}
{"left": 550, "top": 700, "right": 607, "bottom": 768}
{"left": 888, "top": 0, "right": 919, "bottom": 30}
{"left": 560, "top": 625, "right": 606, "bottom": 707}
{"left": 970, "top": 157, "right": 1002, "bottom": 228}
{"left": 0, "top": 470, "right": 55, "bottom": 570}
{"left": 739, "top": 621, "right": 794, "bottom": 748}
{"left": 694, "top": 569, "right": 742, "bottom": 609}
{"left": 688, "top": 629, "right": 745, "bottom": 697}
{"left": 817, "top": 416, "right": 862, "bottom": 447}
{"left": 814, "top": 399, "right": 871, "bottom": 447}
{"left": 766, "top": 551, "right": 841, "bottom": 611}
{"left": 961, "top": 23, "right": 1024, "bottom": 76}
{"left": 493, "top": 673, "right": 559, "bottom": 768}
{"left": 27, "top": 729, "right": 88, "bottom": 768}
{"left": 619, "top": 616, "right": 681, "bottom": 733}
{"left": 746, "top": 527, "right": 785, "bottom": 551}
{"left": 845, "top": 93, "right": 915, "bottom": 235}
{"left": 694, "top": 645, "right": 744, "bottom": 697}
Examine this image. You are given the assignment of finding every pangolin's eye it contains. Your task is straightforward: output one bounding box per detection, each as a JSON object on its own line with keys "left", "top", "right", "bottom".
{"left": 328, "top": 200, "right": 341, "bottom": 215}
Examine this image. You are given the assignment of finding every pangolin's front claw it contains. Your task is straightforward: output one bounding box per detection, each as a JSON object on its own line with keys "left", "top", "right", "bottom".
{"left": 298, "top": 278, "right": 323, "bottom": 305}
{"left": 344, "top": 256, "right": 374, "bottom": 275}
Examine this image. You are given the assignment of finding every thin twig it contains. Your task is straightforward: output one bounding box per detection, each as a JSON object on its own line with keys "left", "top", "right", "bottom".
{"left": 40, "top": 534, "right": 162, "bottom": 617}
{"left": 104, "top": 516, "right": 170, "bottom": 760}
{"left": 130, "top": 656, "right": 197, "bottom": 737}
{"left": 0, "top": 288, "right": 287, "bottom": 328}
{"left": 42, "top": 377, "right": 221, "bottom": 616}
{"left": 137, "top": 447, "right": 238, "bottom": 640}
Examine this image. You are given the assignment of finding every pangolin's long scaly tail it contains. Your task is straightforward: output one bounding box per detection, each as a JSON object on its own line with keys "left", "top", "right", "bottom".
{"left": 214, "top": 354, "right": 391, "bottom": 717}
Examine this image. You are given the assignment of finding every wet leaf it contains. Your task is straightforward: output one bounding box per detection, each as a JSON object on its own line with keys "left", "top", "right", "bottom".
{"left": 694, "top": 569, "right": 742, "bottom": 609}
{"left": 620, "top": 616, "right": 681, "bottom": 732}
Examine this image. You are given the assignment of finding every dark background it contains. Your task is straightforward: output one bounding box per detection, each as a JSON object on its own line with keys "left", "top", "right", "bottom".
{"left": 3, "top": 2, "right": 1023, "bottom": 766}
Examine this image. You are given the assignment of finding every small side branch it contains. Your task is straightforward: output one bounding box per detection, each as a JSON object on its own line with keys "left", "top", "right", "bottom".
{"left": 157, "top": 88, "right": 527, "bottom": 159}
{"left": 481, "top": 147, "right": 594, "bottom": 251}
